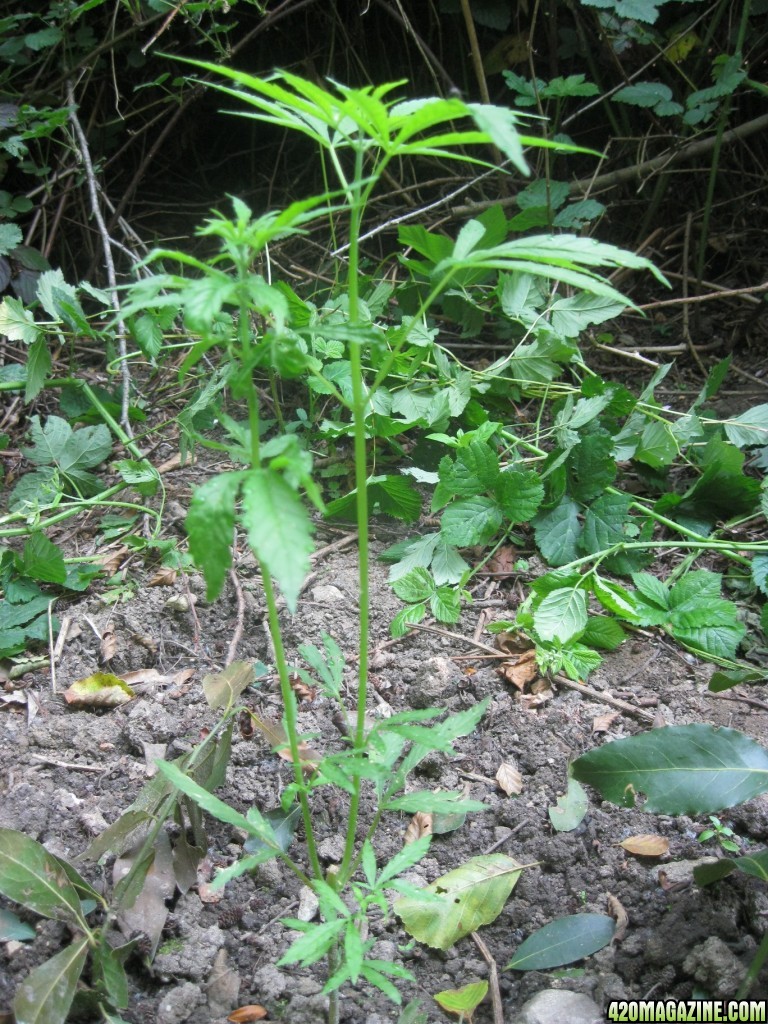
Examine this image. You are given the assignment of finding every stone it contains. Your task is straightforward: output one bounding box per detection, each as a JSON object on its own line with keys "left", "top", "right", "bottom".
{"left": 511, "top": 988, "right": 603, "bottom": 1024}
{"left": 683, "top": 936, "right": 747, "bottom": 997}
{"left": 156, "top": 982, "right": 204, "bottom": 1023}
{"left": 409, "top": 656, "right": 462, "bottom": 709}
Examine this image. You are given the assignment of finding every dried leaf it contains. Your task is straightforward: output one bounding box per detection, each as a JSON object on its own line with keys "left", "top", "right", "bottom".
{"left": 246, "top": 710, "right": 321, "bottom": 770}
{"left": 593, "top": 712, "right": 619, "bottom": 733}
{"left": 100, "top": 627, "right": 117, "bottom": 664}
{"left": 495, "top": 630, "right": 533, "bottom": 656}
{"left": 148, "top": 567, "right": 177, "bottom": 587}
{"left": 498, "top": 649, "right": 539, "bottom": 691}
{"left": 203, "top": 663, "right": 255, "bottom": 710}
{"left": 114, "top": 832, "right": 174, "bottom": 955}
{"left": 487, "top": 546, "right": 518, "bottom": 576}
{"left": 606, "top": 892, "right": 629, "bottom": 942}
{"left": 228, "top": 1007, "right": 267, "bottom": 1023}
{"left": 495, "top": 762, "right": 523, "bottom": 796}
{"left": 98, "top": 546, "right": 129, "bottom": 576}
{"left": 63, "top": 672, "right": 135, "bottom": 708}
{"left": 404, "top": 811, "right": 433, "bottom": 845}
{"left": 289, "top": 673, "right": 316, "bottom": 702}
{"left": 619, "top": 834, "right": 670, "bottom": 857}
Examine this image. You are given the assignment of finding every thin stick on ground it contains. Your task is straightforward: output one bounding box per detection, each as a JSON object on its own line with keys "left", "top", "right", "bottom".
{"left": 471, "top": 931, "right": 504, "bottom": 1024}
{"left": 66, "top": 82, "right": 133, "bottom": 436}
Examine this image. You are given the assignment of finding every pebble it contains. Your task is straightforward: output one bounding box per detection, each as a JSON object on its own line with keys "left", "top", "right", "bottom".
{"left": 156, "top": 981, "right": 204, "bottom": 1024}
{"left": 511, "top": 988, "right": 603, "bottom": 1024}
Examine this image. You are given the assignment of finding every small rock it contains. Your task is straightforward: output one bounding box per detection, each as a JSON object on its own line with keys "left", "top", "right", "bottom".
{"left": 318, "top": 835, "right": 345, "bottom": 862}
{"left": 511, "top": 988, "right": 603, "bottom": 1024}
{"left": 409, "top": 656, "right": 462, "bottom": 709}
{"left": 683, "top": 936, "right": 747, "bottom": 997}
{"left": 206, "top": 948, "right": 240, "bottom": 1018}
{"left": 312, "top": 584, "right": 346, "bottom": 604}
{"left": 252, "top": 963, "right": 288, "bottom": 1000}
{"left": 156, "top": 981, "right": 204, "bottom": 1024}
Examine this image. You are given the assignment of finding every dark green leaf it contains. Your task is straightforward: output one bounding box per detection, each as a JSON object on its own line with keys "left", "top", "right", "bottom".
{"left": 0, "top": 829, "right": 87, "bottom": 928}
{"left": 534, "top": 498, "right": 581, "bottom": 566}
{"left": 21, "top": 534, "right": 66, "bottom": 584}
{"left": 573, "top": 724, "right": 768, "bottom": 814}
{"left": 441, "top": 497, "right": 502, "bottom": 546}
{"left": 506, "top": 913, "right": 615, "bottom": 970}
{"left": 186, "top": 471, "right": 243, "bottom": 601}
{"left": 13, "top": 936, "right": 89, "bottom": 1024}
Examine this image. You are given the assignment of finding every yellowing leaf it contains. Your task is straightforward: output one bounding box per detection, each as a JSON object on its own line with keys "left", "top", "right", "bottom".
{"left": 63, "top": 672, "right": 135, "bottom": 707}
{"left": 395, "top": 854, "right": 524, "bottom": 950}
{"left": 619, "top": 834, "right": 670, "bottom": 857}
{"left": 203, "top": 662, "right": 255, "bottom": 710}
{"left": 496, "top": 761, "right": 523, "bottom": 796}
{"left": 434, "top": 980, "right": 489, "bottom": 1018}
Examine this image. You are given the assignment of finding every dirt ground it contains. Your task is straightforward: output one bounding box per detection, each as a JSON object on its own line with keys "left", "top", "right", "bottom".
{"left": 2, "top": 361, "right": 768, "bottom": 1023}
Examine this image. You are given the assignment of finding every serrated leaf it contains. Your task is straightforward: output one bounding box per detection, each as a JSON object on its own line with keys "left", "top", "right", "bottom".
{"left": 0, "top": 296, "right": 38, "bottom": 345}
{"left": 614, "top": 81, "right": 673, "bottom": 107}
{"left": 581, "top": 492, "right": 633, "bottom": 556}
{"left": 581, "top": 616, "right": 625, "bottom": 650}
{"left": 440, "top": 497, "right": 502, "bottom": 546}
{"left": 548, "top": 777, "right": 588, "bottom": 832}
{"left": 430, "top": 586, "right": 461, "bottom": 624}
{"left": 186, "top": 471, "right": 244, "bottom": 601}
{"left": 568, "top": 433, "right": 617, "bottom": 503}
{"left": 25, "top": 336, "right": 51, "bottom": 403}
{"left": 392, "top": 567, "right": 434, "bottom": 603}
{"left": 240, "top": 469, "right": 314, "bottom": 611}
{"left": 506, "top": 913, "right": 615, "bottom": 970}
{"left": 534, "top": 498, "right": 581, "bottom": 566}
{"left": 390, "top": 602, "right": 426, "bottom": 638}
{"left": 13, "top": 936, "right": 89, "bottom": 1024}
{"left": 591, "top": 575, "right": 636, "bottom": 619}
{"left": 495, "top": 469, "right": 544, "bottom": 523}
{"left": 21, "top": 533, "right": 66, "bottom": 584}
{"left": 534, "top": 587, "right": 587, "bottom": 644}
{"left": 724, "top": 403, "right": 768, "bottom": 449}
{"left": 430, "top": 537, "right": 469, "bottom": 586}
{"left": 752, "top": 555, "right": 768, "bottom": 596}
{"left": 395, "top": 853, "right": 523, "bottom": 949}
{"left": 572, "top": 724, "right": 768, "bottom": 814}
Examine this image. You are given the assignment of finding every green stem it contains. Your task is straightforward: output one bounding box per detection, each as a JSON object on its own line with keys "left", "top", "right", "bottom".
{"left": 0, "top": 492, "right": 161, "bottom": 538}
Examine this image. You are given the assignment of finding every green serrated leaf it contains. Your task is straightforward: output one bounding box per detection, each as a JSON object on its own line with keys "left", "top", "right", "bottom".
{"left": 392, "top": 567, "right": 434, "bottom": 603}
{"left": 534, "top": 587, "right": 587, "bottom": 644}
{"left": 21, "top": 533, "right": 66, "bottom": 584}
{"left": 390, "top": 602, "right": 427, "bottom": 638}
{"left": 441, "top": 497, "right": 502, "bottom": 546}
{"left": 186, "top": 472, "right": 244, "bottom": 601}
{"left": 434, "top": 980, "right": 488, "bottom": 1016}
{"left": 534, "top": 498, "right": 582, "bottom": 566}
{"left": 495, "top": 469, "right": 544, "bottom": 523}
{"left": 430, "top": 586, "right": 461, "bottom": 624}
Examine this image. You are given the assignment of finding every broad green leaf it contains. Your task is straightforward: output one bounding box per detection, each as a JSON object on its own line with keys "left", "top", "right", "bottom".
{"left": 560, "top": 642, "right": 602, "bottom": 682}
{"left": 581, "top": 492, "right": 633, "bottom": 556}
{"left": 395, "top": 853, "right": 523, "bottom": 949}
{"left": 568, "top": 433, "right": 617, "bottom": 503}
{"left": 390, "top": 602, "right": 427, "bottom": 638}
{"left": 752, "top": 555, "right": 768, "bottom": 596}
{"left": 0, "top": 829, "right": 87, "bottom": 928}
{"left": 440, "top": 497, "right": 502, "bottom": 546}
{"left": 495, "top": 469, "right": 544, "bottom": 523}
{"left": 440, "top": 440, "right": 500, "bottom": 496}
{"left": 681, "top": 439, "right": 760, "bottom": 522}
{"left": 581, "top": 616, "right": 625, "bottom": 650}
{"left": 244, "top": 805, "right": 301, "bottom": 855}
{"left": 572, "top": 724, "right": 768, "bottom": 814}
{"left": 709, "top": 666, "right": 766, "bottom": 692}
{"left": 631, "top": 572, "right": 669, "bottom": 610}
{"left": 21, "top": 533, "right": 66, "bottom": 584}
{"left": 506, "top": 913, "right": 615, "bottom": 970}
{"left": 93, "top": 941, "right": 129, "bottom": 1009}
{"left": 430, "top": 586, "right": 461, "bottom": 624}
{"left": 534, "top": 587, "right": 587, "bottom": 644}
{"left": 591, "top": 575, "right": 636, "bottom": 619}
{"left": 186, "top": 471, "right": 244, "bottom": 601}
{"left": 613, "top": 81, "right": 673, "bottom": 107}
{"left": 0, "top": 296, "right": 38, "bottom": 345}
{"left": 0, "top": 908, "right": 36, "bottom": 941}
{"left": 392, "top": 567, "right": 434, "bottom": 603}
{"left": 25, "top": 336, "right": 51, "bottom": 403}
{"left": 550, "top": 293, "right": 624, "bottom": 337}
{"left": 695, "top": 850, "right": 768, "bottom": 888}
{"left": 13, "top": 936, "right": 89, "bottom": 1024}
{"left": 634, "top": 420, "right": 678, "bottom": 469}
{"left": 434, "top": 981, "right": 488, "bottom": 1016}
{"left": 548, "top": 777, "right": 588, "bottom": 832}
{"left": 241, "top": 469, "right": 314, "bottom": 612}
{"left": 534, "top": 498, "right": 581, "bottom": 566}
{"left": 430, "top": 537, "right": 469, "bottom": 586}
{"left": 386, "top": 792, "right": 487, "bottom": 814}
{"left": 723, "top": 403, "right": 768, "bottom": 449}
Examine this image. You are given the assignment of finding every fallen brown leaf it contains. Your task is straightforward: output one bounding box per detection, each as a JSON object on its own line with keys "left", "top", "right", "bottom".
{"left": 606, "top": 892, "right": 629, "bottom": 942}
{"left": 246, "top": 710, "right": 321, "bottom": 770}
{"left": 404, "top": 811, "right": 433, "bottom": 845}
{"left": 498, "top": 648, "right": 539, "bottom": 691}
{"left": 228, "top": 1007, "right": 267, "bottom": 1023}
{"left": 495, "top": 761, "right": 523, "bottom": 796}
{"left": 289, "top": 673, "right": 316, "bottom": 702}
{"left": 63, "top": 672, "right": 135, "bottom": 708}
{"left": 100, "top": 627, "right": 117, "bottom": 664}
{"left": 487, "top": 546, "right": 518, "bottom": 576}
{"left": 620, "top": 834, "right": 670, "bottom": 858}
{"left": 592, "top": 711, "right": 619, "bottom": 733}
{"left": 98, "top": 545, "right": 130, "bottom": 576}
{"left": 148, "top": 567, "right": 177, "bottom": 587}
{"left": 495, "top": 630, "right": 535, "bottom": 656}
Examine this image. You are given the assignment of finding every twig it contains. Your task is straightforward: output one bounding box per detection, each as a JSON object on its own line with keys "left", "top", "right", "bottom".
{"left": 471, "top": 932, "right": 504, "bottom": 1024}
{"left": 636, "top": 280, "right": 768, "bottom": 311}
{"left": 226, "top": 567, "right": 246, "bottom": 667}
{"left": 310, "top": 532, "right": 358, "bottom": 562}
{"left": 30, "top": 755, "right": 105, "bottom": 773}
{"left": 710, "top": 691, "right": 768, "bottom": 712}
{"left": 47, "top": 600, "right": 57, "bottom": 693}
{"left": 405, "top": 622, "right": 656, "bottom": 722}
{"left": 66, "top": 83, "right": 133, "bottom": 436}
